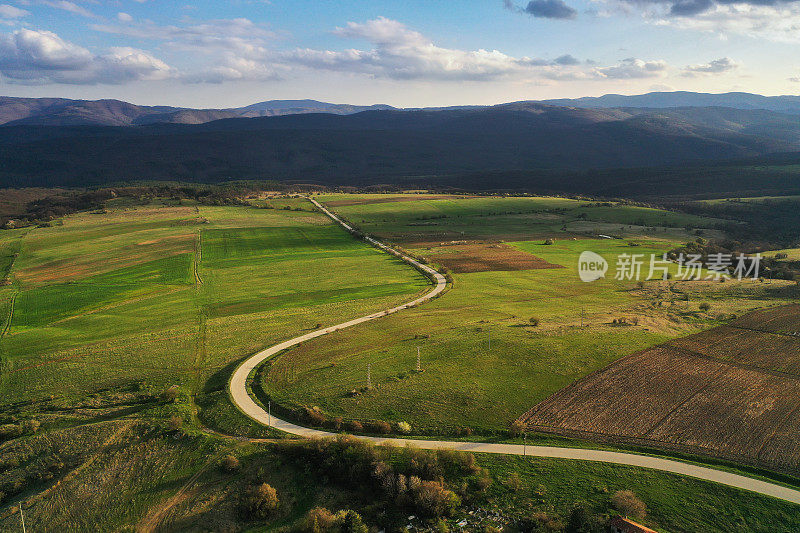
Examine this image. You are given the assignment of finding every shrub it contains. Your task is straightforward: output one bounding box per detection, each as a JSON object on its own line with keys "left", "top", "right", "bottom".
{"left": 337, "top": 510, "right": 368, "bottom": 533}
{"left": 544, "top": 238, "right": 555, "bottom": 245}
{"left": 161, "top": 386, "right": 179, "bottom": 402}
{"left": 699, "top": 302, "right": 711, "bottom": 312}
{"left": 566, "top": 505, "right": 600, "bottom": 533}
{"left": 412, "top": 480, "right": 460, "bottom": 517}
{"left": 368, "top": 420, "right": 391, "bottom": 434}
{"left": 529, "top": 317, "right": 540, "bottom": 327}
{"left": 436, "top": 449, "right": 478, "bottom": 475}
{"left": 301, "top": 507, "right": 337, "bottom": 533}
{"left": 456, "top": 426, "right": 473, "bottom": 437}
{"left": 242, "top": 482, "right": 279, "bottom": 519}
{"left": 518, "top": 511, "right": 563, "bottom": 533}
{"left": 221, "top": 455, "right": 240, "bottom": 473}
{"left": 509, "top": 420, "right": 526, "bottom": 436}
{"left": 346, "top": 420, "right": 363, "bottom": 433}
{"left": 610, "top": 489, "right": 647, "bottom": 519}
{"left": 167, "top": 416, "right": 183, "bottom": 431}
{"left": 304, "top": 407, "right": 327, "bottom": 426}
{"left": 397, "top": 421, "right": 412, "bottom": 434}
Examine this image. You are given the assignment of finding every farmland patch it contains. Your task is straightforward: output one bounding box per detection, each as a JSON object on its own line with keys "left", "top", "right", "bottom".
{"left": 424, "top": 242, "right": 563, "bottom": 273}
{"left": 519, "top": 305, "right": 800, "bottom": 473}
{"left": 324, "top": 194, "right": 474, "bottom": 207}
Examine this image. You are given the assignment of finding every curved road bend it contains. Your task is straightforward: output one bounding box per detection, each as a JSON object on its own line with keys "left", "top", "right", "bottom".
{"left": 229, "top": 197, "right": 800, "bottom": 507}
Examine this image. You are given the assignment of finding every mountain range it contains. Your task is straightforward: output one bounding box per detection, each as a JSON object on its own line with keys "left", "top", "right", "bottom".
{"left": 1, "top": 99, "right": 800, "bottom": 193}
{"left": 2, "top": 91, "right": 800, "bottom": 127}
{"left": 0, "top": 97, "right": 395, "bottom": 127}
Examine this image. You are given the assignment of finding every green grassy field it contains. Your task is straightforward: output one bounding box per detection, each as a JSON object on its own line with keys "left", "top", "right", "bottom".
{"left": 0, "top": 202, "right": 429, "bottom": 419}
{"left": 2, "top": 192, "right": 799, "bottom": 531}
{"left": 265, "top": 196, "right": 798, "bottom": 433}
{"left": 318, "top": 193, "right": 724, "bottom": 242}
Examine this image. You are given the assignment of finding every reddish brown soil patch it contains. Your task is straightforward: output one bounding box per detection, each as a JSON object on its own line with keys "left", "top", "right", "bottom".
{"left": 425, "top": 242, "right": 562, "bottom": 273}
{"left": 518, "top": 304, "right": 800, "bottom": 473}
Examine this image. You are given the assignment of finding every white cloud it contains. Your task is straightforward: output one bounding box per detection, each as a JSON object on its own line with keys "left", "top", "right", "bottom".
{"left": 279, "top": 17, "right": 554, "bottom": 81}
{"left": 92, "top": 16, "right": 281, "bottom": 83}
{"left": 664, "top": 4, "right": 800, "bottom": 42}
{"left": 173, "top": 17, "right": 669, "bottom": 85}
{"left": 592, "top": 58, "right": 668, "bottom": 79}
{"left": 682, "top": 56, "right": 738, "bottom": 75}
{"left": 91, "top": 17, "right": 276, "bottom": 55}
{"left": 604, "top": 0, "right": 800, "bottom": 42}
{"left": 0, "top": 28, "right": 172, "bottom": 84}
{"left": 0, "top": 4, "right": 30, "bottom": 19}
{"left": 40, "top": 0, "right": 97, "bottom": 19}
{"left": 0, "top": 15, "right": 674, "bottom": 87}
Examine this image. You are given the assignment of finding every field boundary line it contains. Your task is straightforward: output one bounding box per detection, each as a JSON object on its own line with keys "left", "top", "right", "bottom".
{"left": 228, "top": 198, "right": 800, "bottom": 507}
{"left": 666, "top": 343, "right": 800, "bottom": 380}
{"left": 1, "top": 290, "right": 17, "bottom": 337}
{"left": 194, "top": 230, "right": 203, "bottom": 285}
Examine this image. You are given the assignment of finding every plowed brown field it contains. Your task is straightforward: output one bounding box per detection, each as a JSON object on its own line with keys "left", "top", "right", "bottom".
{"left": 425, "top": 242, "right": 562, "bottom": 273}
{"left": 519, "top": 305, "right": 800, "bottom": 473}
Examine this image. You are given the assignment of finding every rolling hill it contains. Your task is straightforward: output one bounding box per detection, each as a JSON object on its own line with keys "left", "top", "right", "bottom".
{"left": 0, "top": 97, "right": 396, "bottom": 127}
{"left": 540, "top": 91, "right": 800, "bottom": 114}
{"left": 0, "top": 102, "right": 799, "bottom": 190}
{"left": 3, "top": 91, "right": 800, "bottom": 127}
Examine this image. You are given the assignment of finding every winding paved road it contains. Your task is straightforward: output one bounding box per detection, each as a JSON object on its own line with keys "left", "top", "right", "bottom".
{"left": 229, "top": 197, "right": 800, "bottom": 506}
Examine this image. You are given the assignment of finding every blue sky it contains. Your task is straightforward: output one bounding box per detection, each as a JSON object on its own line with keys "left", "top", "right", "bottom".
{"left": 0, "top": 0, "right": 798, "bottom": 107}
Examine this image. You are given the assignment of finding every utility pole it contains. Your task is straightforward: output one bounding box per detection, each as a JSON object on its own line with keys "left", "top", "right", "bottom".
{"left": 416, "top": 346, "right": 421, "bottom": 372}
{"left": 268, "top": 400, "right": 271, "bottom": 427}
{"left": 580, "top": 307, "right": 585, "bottom": 328}
{"left": 20, "top": 507, "right": 26, "bottom": 533}
{"left": 523, "top": 433, "right": 527, "bottom": 457}
{"left": 487, "top": 326, "right": 491, "bottom": 351}
{"left": 367, "top": 363, "right": 372, "bottom": 389}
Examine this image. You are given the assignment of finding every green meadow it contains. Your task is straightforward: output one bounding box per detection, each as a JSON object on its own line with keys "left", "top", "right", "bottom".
{"left": 2, "top": 193, "right": 799, "bottom": 531}
{"left": 318, "top": 193, "right": 722, "bottom": 242}
{"left": 265, "top": 195, "right": 797, "bottom": 433}
{"left": 0, "top": 202, "right": 428, "bottom": 419}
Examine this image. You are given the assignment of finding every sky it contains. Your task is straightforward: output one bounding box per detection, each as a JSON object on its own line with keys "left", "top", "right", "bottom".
{"left": 0, "top": 0, "right": 798, "bottom": 108}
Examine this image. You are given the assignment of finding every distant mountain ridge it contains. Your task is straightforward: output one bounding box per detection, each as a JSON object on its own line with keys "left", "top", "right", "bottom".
{"left": 539, "top": 91, "right": 800, "bottom": 114}
{"left": 1, "top": 101, "right": 799, "bottom": 189}
{"left": 2, "top": 91, "right": 799, "bottom": 127}
{"left": 0, "top": 97, "right": 397, "bottom": 127}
